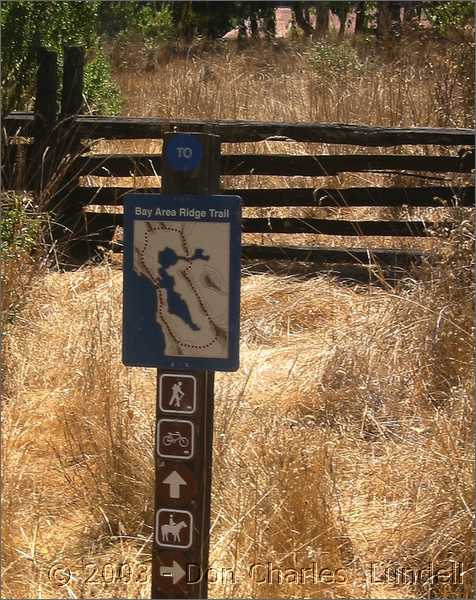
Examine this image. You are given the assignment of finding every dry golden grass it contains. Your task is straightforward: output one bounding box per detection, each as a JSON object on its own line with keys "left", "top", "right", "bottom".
{"left": 1, "top": 35, "right": 474, "bottom": 599}
{"left": 113, "top": 37, "right": 473, "bottom": 128}
{"left": 85, "top": 39, "right": 473, "bottom": 255}
{"left": 2, "top": 243, "right": 473, "bottom": 598}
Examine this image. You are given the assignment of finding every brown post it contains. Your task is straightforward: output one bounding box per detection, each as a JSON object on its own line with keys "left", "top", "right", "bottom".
{"left": 161, "top": 134, "right": 221, "bottom": 196}
{"left": 34, "top": 48, "right": 58, "bottom": 137}
{"left": 56, "top": 45, "right": 85, "bottom": 165}
{"left": 52, "top": 46, "right": 88, "bottom": 266}
{"left": 60, "top": 45, "right": 85, "bottom": 120}
{"left": 29, "top": 47, "right": 58, "bottom": 192}
{"left": 152, "top": 133, "right": 221, "bottom": 599}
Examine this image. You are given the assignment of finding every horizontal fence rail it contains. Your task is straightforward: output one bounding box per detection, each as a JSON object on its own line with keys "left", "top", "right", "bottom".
{"left": 68, "top": 152, "right": 473, "bottom": 178}
{"left": 3, "top": 47, "right": 474, "bottom": 273}
{"left": 5, "top": 146, "right": 474, "bottom": 191}
{"left": 221, "top": 154, "right": 474, "bottom": 176}
{"left": 79, "top": 213, "right": 433, "bottom": 268}
{"left": 241, "top": 244, "right": 430, "bottom": 266}
{"left": 69, "top": 186, "right": 475, "bottom": 207}
{"left": 211, "top": 186, "right": 475, "bottom": 207}
{"left": 82, "top": 212, "right": 450, "bottom": 238}
{"left": 4, "top": 113, "right": 475, "bottom": 146}
{"left": 241, "top": 217, "right": 448, "bottom": 236}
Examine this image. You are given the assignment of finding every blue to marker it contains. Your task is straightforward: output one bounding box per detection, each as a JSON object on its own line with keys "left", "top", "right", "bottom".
{"left": 164, "top": 134, "right": 203, "bottom": 172}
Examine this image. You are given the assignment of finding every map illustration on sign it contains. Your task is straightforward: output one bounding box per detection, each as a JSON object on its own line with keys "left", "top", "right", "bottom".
{"left": 134, "top": 220, "right": 228, "bottom": 357}
{"left": 123, "top": 194, "right": 241, "bottom": 371}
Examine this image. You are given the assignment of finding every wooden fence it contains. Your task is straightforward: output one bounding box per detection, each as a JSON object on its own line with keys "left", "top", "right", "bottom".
{"left": 2, "top": 46, "right": 474, "bottom": 273}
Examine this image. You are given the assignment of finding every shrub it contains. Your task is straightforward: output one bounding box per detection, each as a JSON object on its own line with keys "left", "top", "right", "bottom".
{"left": 0, "top": 0, "right": 98, "bottom": 113}
{"left": 1, "top": 0, "right": 122, "bottom": 116}
{"left": 309, "top": 39, "right": 363, "bottom": 81}
{"left": 0, "top": 194, "right": 45, "bottom": 328}
{"left": 83, "top": 48, "right": 122, "bottom": 115}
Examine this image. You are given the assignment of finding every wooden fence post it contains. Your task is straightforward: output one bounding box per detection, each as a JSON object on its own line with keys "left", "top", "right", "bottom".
{"left": 60, "top": 45, "right": 84, "bottom": 121}
{"left": 29, "top": 47, "right": 58, "bottom": 192}
{"left": 49, "top": 46, "right": 88, "bottom": 266}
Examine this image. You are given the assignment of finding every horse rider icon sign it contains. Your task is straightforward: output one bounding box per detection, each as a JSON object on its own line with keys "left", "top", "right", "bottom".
{"left": 156, "top": 509, "right": 193, "bottom": 549}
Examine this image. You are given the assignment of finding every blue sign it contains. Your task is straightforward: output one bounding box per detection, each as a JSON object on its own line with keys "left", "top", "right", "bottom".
{"left": 123, "top": 194, "right": 241, "bottom": 372}
{"left": 164, "top": 134, "right": 204, "bottom": 172}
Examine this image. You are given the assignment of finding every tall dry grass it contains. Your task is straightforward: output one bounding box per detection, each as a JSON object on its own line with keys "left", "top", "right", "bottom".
{"left": 88, "top": 37, "right": 473, "bottom": 256}
{"left": 1, "top": 34, "right": 474, "bottom": 599}
{"left": 112, "top": 36, "right": 474, "bottom": 128}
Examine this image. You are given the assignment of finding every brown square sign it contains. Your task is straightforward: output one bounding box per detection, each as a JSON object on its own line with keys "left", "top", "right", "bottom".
{"left": 159, "top": 374, "right": 196, "bottom": 414}
{"left": 156, "top": 509, "right": 193, "bottom": 549}
{"left": 158, "top": 463, "right": 196, "bottom": 503}
{"left": 157, "top": 419, "right": 194, "bottom": 459}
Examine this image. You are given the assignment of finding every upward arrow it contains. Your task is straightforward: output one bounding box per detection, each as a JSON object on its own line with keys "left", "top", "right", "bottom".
{"left": 163, "top": 470, "right": 187, "bottom": 498}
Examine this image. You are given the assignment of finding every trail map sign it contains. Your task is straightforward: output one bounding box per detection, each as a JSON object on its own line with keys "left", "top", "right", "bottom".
{"left": 123, "top": 194, "right": 241, "bottom": 371}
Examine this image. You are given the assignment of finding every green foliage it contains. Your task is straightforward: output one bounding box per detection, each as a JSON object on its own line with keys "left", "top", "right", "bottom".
{"left": 1, "top": 0, "right": 100, "bottom": 113}
{"left": 98, "top": 1, "right": 174, "bottom": 44}
{"left": 423, "top": 1, "right": 475, "bottom": 35}
{"left": 83, "top": 49, "right": 122, "bottom": 115}
{"left": 1, "top": 0, "right": 122, "bottom": 116}
{"left": 97, "top": 0, "right": 138, "bottom": 38}
{"left": 0, "top": 195, "right": 45, "bottom": 327}
{"left": 136, "top": 4, "right": 175, "bottom": 42}
{"left": 0, "top": 196, "right": 42, "bottom": 260}
{"left": 169, "top": 1, "right": 235, "bottom": 40}
{"left": 310, "top": 40, "right": 362, "bottom": 79}
{"left": 232, "top": 2, "right": 277, "bottom": 38}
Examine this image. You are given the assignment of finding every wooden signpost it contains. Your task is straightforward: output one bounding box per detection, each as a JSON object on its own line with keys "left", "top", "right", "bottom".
{"left": 122, "top": 133, "right": 241, "bottom": 598}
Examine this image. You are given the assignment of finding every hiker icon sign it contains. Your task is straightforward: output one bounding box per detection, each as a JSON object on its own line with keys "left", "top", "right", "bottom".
{"left": 170, "top": 381, "right": 184, "bottom": 406}
{"left": 159, "top": 374, "right": 196, "bottom": 414}
{"left": 156, "top": 509, "right": 193, "bottom": 549}
{"left": 122, "top": 194, "right": 241, "bottom": 371}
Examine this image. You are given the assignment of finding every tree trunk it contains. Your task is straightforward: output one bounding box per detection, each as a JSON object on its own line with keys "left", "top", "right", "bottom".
{"left": 292, "top": 2, "right": 314, "bottom": 36}
{"left": 250, "top": 11, "right": 258, "bottom": 38}
{"left": 179, "top": 1, "right": 195, "bottom": 42}
{"left": 402, "top": 2, "right": 421, "bottom": 29}
{"left": 314, "top": 3, "right": 329, "bottom": 36}
{"left": 238, "top": 21, "right": 247, "bottom": 38}
{"left": 330, "top": 5, "right": 347, "bottom": 39}
{"left": 262, "top": 6, "right": 276, "bottom": 39}
{"left": 376, "top": 1, "right": 392, "bottom": 40}
{"left": 338, "top": 9, "right": 350, "bottom": 39}
{"left": 390, "top": 1, "right": 402, "bottom": 38}
{"left": 355, "top": 1, "right": 366, "bottom": 33}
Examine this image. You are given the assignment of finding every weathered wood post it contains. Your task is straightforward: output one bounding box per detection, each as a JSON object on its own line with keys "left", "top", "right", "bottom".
{"left": 29, "top": 47, "right": 58, "bottom": 192}
{"left": 153, "top": 133, "right": 220, "bottom": 600}
{"left": 51, "top": 46, "right": 88, "bottom": 265}
{"left": 60, "top": 46, "right": 85, "bottom": 121}
{"left": 122, "top": 133, "right": 241, "bottom": 598}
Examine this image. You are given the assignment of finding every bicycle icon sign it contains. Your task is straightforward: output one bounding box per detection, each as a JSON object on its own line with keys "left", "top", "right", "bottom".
{"left": 157, "top": 419, "right": 194, "bottom": 459}
{"left": 163, "top": 431, "right": 190, "bottom": 448}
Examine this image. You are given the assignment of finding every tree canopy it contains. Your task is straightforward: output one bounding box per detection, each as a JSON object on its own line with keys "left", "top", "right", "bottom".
{"left": 1, "top": 1, "right": 474, "bottom": 113}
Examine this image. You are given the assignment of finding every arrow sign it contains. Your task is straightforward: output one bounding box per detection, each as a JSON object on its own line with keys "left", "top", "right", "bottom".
{"left": 158, "top": 463, "right": 196, "bottom": 504}
{"left": 163, "top": 470, "right": 187, "bottom": 498}
{"left": 160, "top": 560, "right": 186, "bottom": 584}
